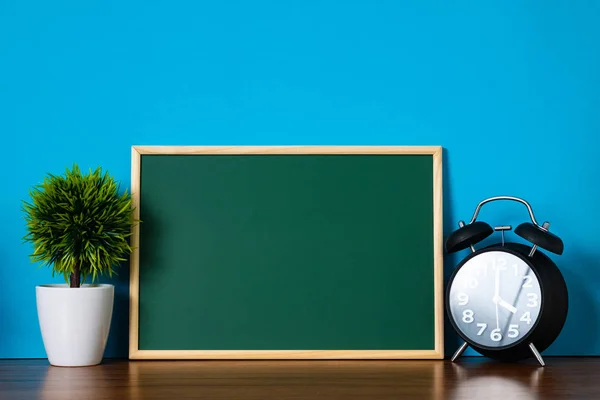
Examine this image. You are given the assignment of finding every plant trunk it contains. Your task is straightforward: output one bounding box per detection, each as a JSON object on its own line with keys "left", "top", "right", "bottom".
{"left": 70, "top": 260, "right": 81, "bottom": 288}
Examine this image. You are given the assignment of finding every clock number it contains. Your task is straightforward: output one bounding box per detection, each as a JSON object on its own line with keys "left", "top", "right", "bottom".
{"left": 490, "top": 328, "right": 502, "bottom": 342}
{"left": 522, "top": 275, "right": 533, "bottom": 288}
{"left": 489, "top": 258, "right": 507, "bottom": 271}
{"left": 457, "top": 292, "right": 469, "bottom": 306}
{"left": 463, "top": 278, "right": 478, "bottom": 289}
{"left": 476, "top": 323, "right": 487, "bottom": 336}
{"left": 462, "top": 309, "right": 474, "bottom": 324}
{"left": 512, "top": 264, "right": 519, "bottom": 276}
{"left": 495, "top": 257, "right": 507, "bottom": 270}
{"left": 508, "top": 324, "right": 520, "bottom": 338}
{"left": 527, "top": 293, "right": 539, "bottom": 307}
{"left": 520, "top": 311, "right": 532, "bottom": 325}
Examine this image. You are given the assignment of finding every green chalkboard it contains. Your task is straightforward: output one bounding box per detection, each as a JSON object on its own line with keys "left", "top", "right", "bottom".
{"left": 130, "top": 147, "right": 443, "bottom": 359}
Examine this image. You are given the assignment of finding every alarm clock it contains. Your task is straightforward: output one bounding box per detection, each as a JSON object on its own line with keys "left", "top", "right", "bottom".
{"left": 445, "top": 196, "right": 568, "bottom": 366}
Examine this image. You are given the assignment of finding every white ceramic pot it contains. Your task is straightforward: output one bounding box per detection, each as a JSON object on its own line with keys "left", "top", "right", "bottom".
{"left": 36, "top": 284, "right": 114, "bottom": 367}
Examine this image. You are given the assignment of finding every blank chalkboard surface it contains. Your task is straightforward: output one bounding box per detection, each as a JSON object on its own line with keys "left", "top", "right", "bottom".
{"left": 129, "top": 146, "right": 443, "bottom": 359}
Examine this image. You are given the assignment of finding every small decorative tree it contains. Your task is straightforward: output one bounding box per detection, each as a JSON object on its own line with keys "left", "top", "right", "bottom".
{"left": 23, "top": 164, "right": 134, "bottom": 288}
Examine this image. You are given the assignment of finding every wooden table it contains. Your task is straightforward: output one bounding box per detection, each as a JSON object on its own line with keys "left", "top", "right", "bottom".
{"left": 1, "top": 358, "right": 598, "bottom": 399}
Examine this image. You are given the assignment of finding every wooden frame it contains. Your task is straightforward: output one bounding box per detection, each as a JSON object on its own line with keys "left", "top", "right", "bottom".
{"left": 129, "top": 146, "right": 443, "bottom": 359}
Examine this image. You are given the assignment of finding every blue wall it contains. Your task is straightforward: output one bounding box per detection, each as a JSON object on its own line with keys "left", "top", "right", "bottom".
{"left": 1, "top": 1, "right": 599, "bottom": 358}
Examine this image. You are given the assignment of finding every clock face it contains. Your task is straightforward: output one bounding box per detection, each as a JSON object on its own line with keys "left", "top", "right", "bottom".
{"left": 448, "top": 250, "right": 542, "bottom": 348}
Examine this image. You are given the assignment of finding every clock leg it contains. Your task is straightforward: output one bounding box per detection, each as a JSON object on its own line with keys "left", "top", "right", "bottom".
{"left": 529, "top": 343, "right": 545, "bottom": 367}
{"left": 451, "top": 341, "right": 469, "bottom": 362}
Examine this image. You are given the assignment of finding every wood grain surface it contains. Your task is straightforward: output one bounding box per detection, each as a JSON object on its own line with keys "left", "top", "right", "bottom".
{"left": 1, "top": 358, "right": 598, "bottom": 399}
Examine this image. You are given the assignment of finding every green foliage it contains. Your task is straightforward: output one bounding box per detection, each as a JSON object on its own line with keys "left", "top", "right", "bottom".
{"left": 23, "top": 164, "right": 134, "bottom": 285}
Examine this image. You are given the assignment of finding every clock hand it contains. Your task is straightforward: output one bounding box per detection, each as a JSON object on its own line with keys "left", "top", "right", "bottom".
{"left": 495, "top": 301, "right": 499, "bottom": 330}
{"left": 494, "top": 266, "right": 500, "bottom": 330}
{"left": 494, "top": 265, "right": 500, "bottom": 298}
{"left": 498, "top": 298, "right": 517, "bottom": 314}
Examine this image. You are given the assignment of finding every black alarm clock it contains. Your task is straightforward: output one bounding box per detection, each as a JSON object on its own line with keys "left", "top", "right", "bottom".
{"left": 445, "top": 196, "right": 568, "bottom": 366}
